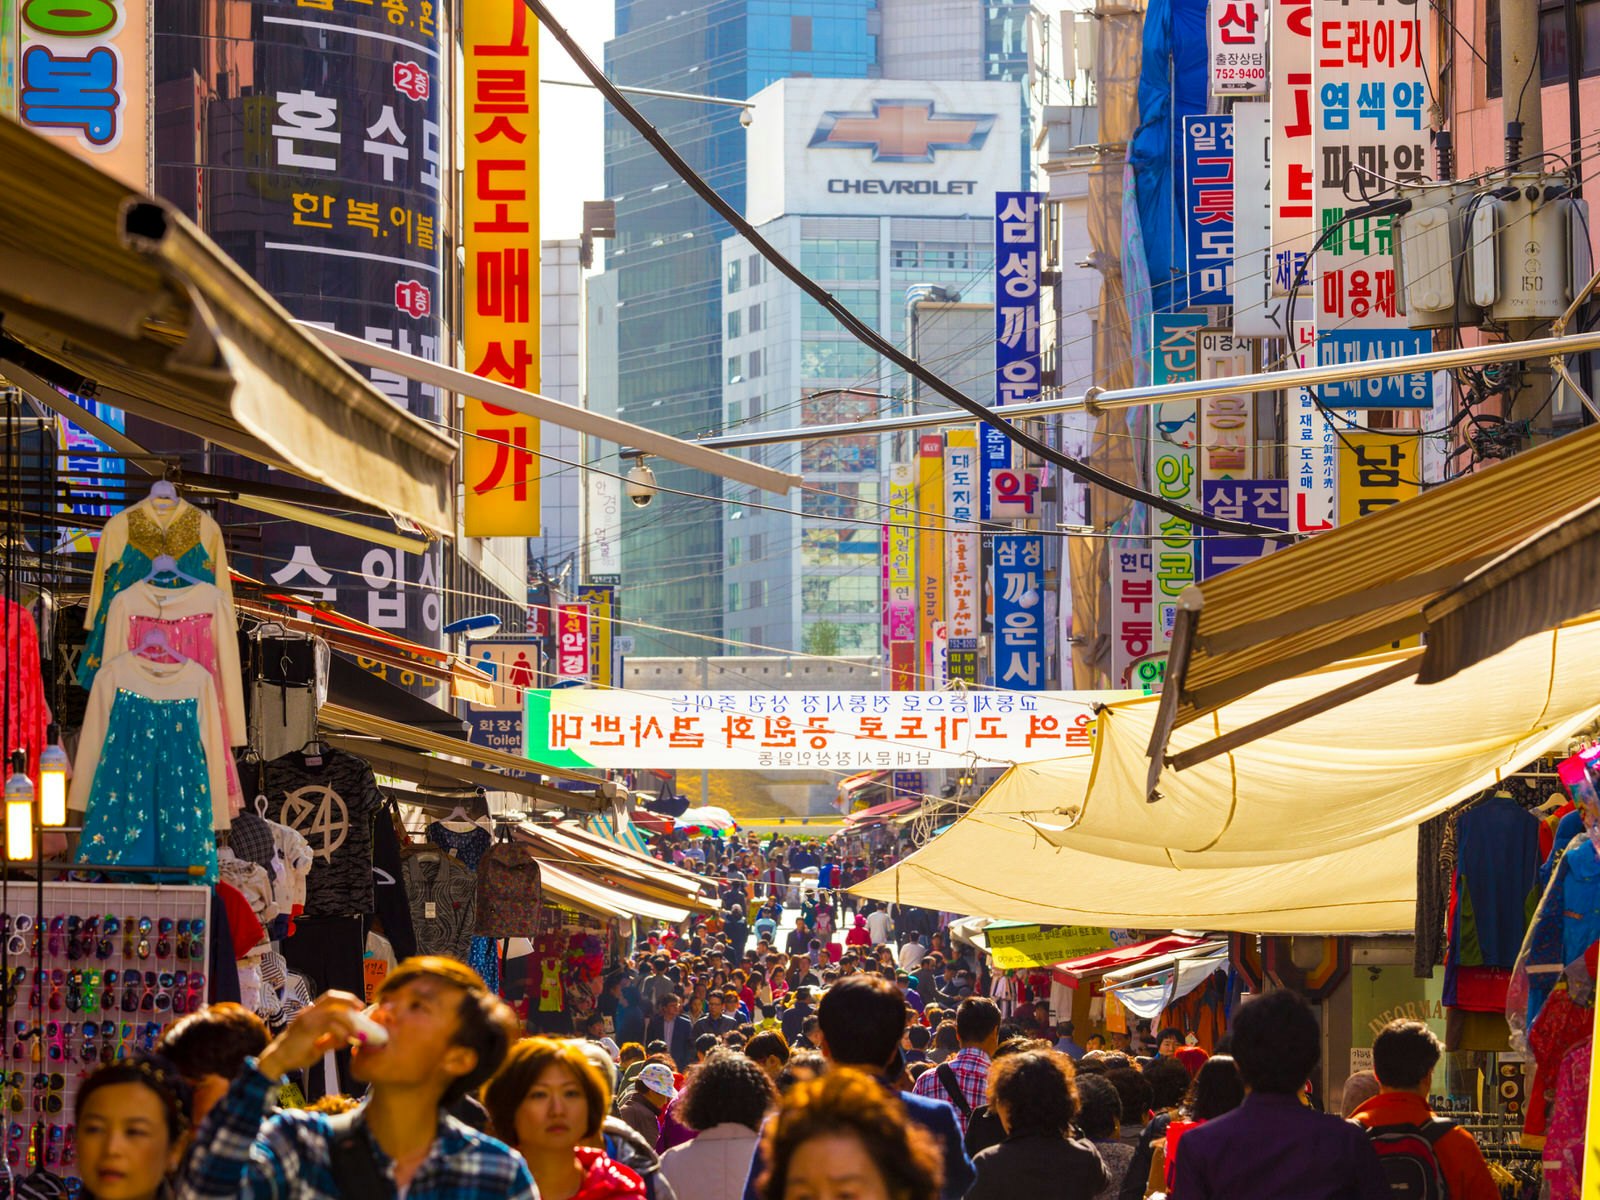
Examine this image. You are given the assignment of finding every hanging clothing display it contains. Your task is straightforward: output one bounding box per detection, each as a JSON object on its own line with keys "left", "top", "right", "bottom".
{"left": 426, "top": 822, "right": 500, "bottom": 990}
{"left": 263, "top": 747, "right": 382, "bottom": 918}
{"left": 79, "top": 496, "right": 233, "bottom": 689}
{"left": 1, "top": 597, "right": 49, "bottom": 782}
{"left": 69, "top": 654, "right": 232, "bottom": 882}
{"left": 401, "top": 845, "right": 478, "bottom": 963}
{"left": 1444, "top": 793, "right": 1542, "bottom": 1012}
{"left": 243, "top": 629, "right": 327, "bottom": 760}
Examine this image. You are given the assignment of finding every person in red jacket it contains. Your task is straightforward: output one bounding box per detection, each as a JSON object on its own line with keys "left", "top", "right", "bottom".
{"left": 1351, "top": 1020, "right": 1498, "bottom": 1200}
{"left": 484, "top": 1038, "right": 648, "bottom": 1200}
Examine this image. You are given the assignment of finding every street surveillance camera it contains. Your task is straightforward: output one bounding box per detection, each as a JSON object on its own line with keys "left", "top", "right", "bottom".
{"left": 739, "top": 107, "right": 753, "bottom": 129}
{"left": 625, "top": 461, "right": 659, "bottom": 508}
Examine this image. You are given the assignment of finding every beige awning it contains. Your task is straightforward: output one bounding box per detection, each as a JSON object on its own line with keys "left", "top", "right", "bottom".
{"left": 1150, "top": 422, "right": 1600, "bottom": 770}
{"left": 0, "top": 116, "right": 455, "bottom": 533}
{"left": 323, "top": 733, "right": 600, "bottom": 807}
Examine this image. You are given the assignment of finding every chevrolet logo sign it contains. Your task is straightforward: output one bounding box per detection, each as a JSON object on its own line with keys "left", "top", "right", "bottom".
{"left": 808, "top": 100, "right": 995, "bottom": 163}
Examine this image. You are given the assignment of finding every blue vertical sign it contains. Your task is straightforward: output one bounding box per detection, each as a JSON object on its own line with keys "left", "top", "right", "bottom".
{"left": 986, "top": 191, "right": 1044, "bottom": 519}
{"left": 1198, "top": 479, "right": 1289, "bottom": 578}
{"left": 991, "top": 533, "right": 1046, "bottom": 691}
{"left": 1182, "top": 114, "right": 1234, "bottom": 306}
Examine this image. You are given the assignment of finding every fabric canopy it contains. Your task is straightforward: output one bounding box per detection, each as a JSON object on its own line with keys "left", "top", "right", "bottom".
{"left": 845, "top": 798, "right": 920, "bottom": 826}
{"left": 587, "top": 813, "right": 656, "bottom": 857}
{"left": 1108, "top": 945, "right": 1230, "bottom": 1020}
{"left": 1052, "top": 935, "right": 1210, "bottom": 982}
{"left": 0, "top": 117, "right": 455, "bottom": 532}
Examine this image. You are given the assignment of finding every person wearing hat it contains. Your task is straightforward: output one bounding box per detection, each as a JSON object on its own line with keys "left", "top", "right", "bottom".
{"left": 619, "top": 1062, "right": 677, "bottom": 1147}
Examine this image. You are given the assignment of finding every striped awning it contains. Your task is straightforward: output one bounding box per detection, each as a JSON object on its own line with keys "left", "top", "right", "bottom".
{"left": 588, "top": 812, "right": 656, "bottom": 856}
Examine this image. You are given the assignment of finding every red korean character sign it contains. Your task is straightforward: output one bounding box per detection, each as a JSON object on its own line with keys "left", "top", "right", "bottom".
{"left": 555, "top": 604, "right": 590, "bottom": 682}
{"left": 463, "top": 0, "right": 540, "bottom": 536}
{"left": 1209, "top": 0, "right": 1267, "bottom": 95}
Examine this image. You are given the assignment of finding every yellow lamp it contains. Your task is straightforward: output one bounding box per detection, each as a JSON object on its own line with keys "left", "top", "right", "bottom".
{"left": 37, "top": 734, "right": 70, "bottom": 829}
{"left": 4, "top": 755, "right": 33, "bottom": 863}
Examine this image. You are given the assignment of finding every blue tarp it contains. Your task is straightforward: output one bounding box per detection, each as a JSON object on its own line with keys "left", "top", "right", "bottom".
{"left": 1129, "top": 0, "right": 1210, "bottom": 315}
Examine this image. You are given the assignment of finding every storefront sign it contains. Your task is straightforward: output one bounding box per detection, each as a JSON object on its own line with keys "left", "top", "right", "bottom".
{"left": 1313, "top": 0, "right": 1433, "bottom": 408}
{"left": 464, "top": 0, "right": 540, "bottom": 535}
{"left": 986, "top": 190, "right": 1042, "bottom": 519}
{"left": 555, "top": 603, "right": 589, "bottom": 681}
{"left": 1231, "top": 103, "right": 1277, "bottom": 337}
{"left": 984, "top": 924, "right": 1114, "bottom": 970}
{"left": 1110, "top": 542, "right": 1162, "bottom": 694}
{"left": 465, "top": 640, "right": 540, "bottom": 759}
{"left": 524, "top": 689, "right": 1135, "bottom": 771}
{"left": 1209, "top": 0, "right": 1267, "bottom": 95}
{"left": 992, "top": 533, "right": 1046, "bottom": 690}
{"left": 1337, "top": 433, "right": 1419, "bottom": 524}
{"left": 18, "top": 0, "right": 148, "bottom": 188}
{"left": 917, "top": 435, "right": 945, "bottom": 686}
{"left": 888, "top": 640, "right": 918, "bottom": 692}
{"left": 1270, "top": 0, "right": 1315, "bottom": 315}
{"left": 945, "top": 430, "right": 980, "bottom": 664}
{"left": 989, "top": 467, "right": 1041, "bottom": 520}
{"left": 1182, "top": 115, "right": 1234, "bottom": 306}
{"left": 1199, "top": 479, "right": 1289, "bottom": 578}
{"left": 576, "top": 583, "right": 616, "bottom": 690}
{"left": 1288, "top": 320, "right": 1353, "bottom": 533}
{"left": 1198, "top": 331, "right": 1254, "bottom": 481}
{"left": 1150, "top": 313, "right": 1208, "bottom": 646}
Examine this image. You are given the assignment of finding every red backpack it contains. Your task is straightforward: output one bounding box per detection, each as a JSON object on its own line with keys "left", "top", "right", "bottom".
{"left": 1365, "top": 1119, "right": 1454, "bottom": 1200}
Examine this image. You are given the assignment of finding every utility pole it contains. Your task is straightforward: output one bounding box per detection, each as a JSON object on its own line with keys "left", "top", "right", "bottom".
{"left": 1501, "top": 0, "right": 1550, "bottom": 433}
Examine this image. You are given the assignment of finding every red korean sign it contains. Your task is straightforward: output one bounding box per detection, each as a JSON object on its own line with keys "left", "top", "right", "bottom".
{"left": 556, "top": 604, "right": 590, "bottom": 681}
{"left": 1210, "top": 0, "right": 1267, "bottom": 95}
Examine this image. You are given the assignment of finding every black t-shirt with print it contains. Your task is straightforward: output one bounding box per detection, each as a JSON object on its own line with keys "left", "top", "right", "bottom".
{"left": 263, "top": 748, "right": 382, "bottom": 918}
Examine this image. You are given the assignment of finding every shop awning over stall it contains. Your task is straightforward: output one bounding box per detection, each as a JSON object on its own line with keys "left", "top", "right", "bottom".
{"left": 1052, "top": 935, "right": 1211, "bottom": 984}
{"left": 1151, "top": 422, "right": 1600, "bottom": 768}
{"left": 1105, "top": 943, "right": 1231, "bottom": 1019}
{"left": 588, "top": 813, "right": 656, "bottom": 857}
{"left": 515, "top": 822, "right": 718, "bottom": 914}
{"left": 0, "top": 117, "right": 455, "bottom": 532}
{"left": 844, "top": 798, "right": 919, "bottom": 827}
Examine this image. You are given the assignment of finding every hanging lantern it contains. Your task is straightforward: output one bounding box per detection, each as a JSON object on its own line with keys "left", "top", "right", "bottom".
{"left": 37, "top": 728, "right": 70, "bottom": 829}
{"left": 4, "top": 754, "right": 34, "bottom": 863}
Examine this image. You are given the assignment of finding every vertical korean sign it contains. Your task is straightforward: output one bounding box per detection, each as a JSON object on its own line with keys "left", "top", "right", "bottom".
{"left": 1209, "top": 0, "right": 1267, "bottom": 95}
{"left": 1198, "top": 331, "right": 1254, "bottom": 482}
{"left": 885, "top": 462, "right": 917, "bottom": 690}
{"left": 576, "top": 583, "right": 616, "bottom": 689}
{"left": 1150, "top": 313, "right": 1207, "bottom": 649}
{"left": 464, "top": 0, "right": 540, "bottom": 535}
{"left": 1199, "top": 480, "right": 1289, "bottom": 578}
{"left": 1231, "top": 103, "right": 1276, "bottom": 337}
{"left": 1182, "top": 115, "right": 1234, "bottom": 307}
{"left": 944, "top": 429, "right": 980, "bottom": 684}
{"left": 916, "top": 435, "right": 946, "bottom": 686}
{"left": 1313, "top": 0, "right": 1432, "bottom": 407}
{"left": 1270, "top": 0, "right": 1315, "bottom": 333}
{"left": 992, "top": 534, "right": 1045, "bottom": 691}
{"left": 1337, "top": 434, "right": 1419, "bottom": 524}
{"left": 987, "top": 191, "right": 1043, "bottom": 518}
{"left": 1111, "top": 543, "right": 1161, "bottom": 693}
{"left": 1289, "top": 320, "right": 1345, "bottom": 532}
{"left": 17, "top": 0, "right": 148, "bottom": 188}
{"left": 556, "top": 604, "right": 590, "bottom": 682}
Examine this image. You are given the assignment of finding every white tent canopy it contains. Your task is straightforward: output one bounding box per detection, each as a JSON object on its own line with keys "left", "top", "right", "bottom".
{"left": 853, "top": 618, "right": 1600, "bottom": 934}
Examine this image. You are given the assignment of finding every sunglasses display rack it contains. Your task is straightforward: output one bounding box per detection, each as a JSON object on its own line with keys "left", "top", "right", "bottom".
{"left": 0, "top": 882, "right": 210, "bottom": 1187}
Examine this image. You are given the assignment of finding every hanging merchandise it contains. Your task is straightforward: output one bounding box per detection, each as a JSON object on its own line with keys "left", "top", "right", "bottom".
{"left": 476, "top": 840, "right": 543, "bottom": 937}
{"left": 1, "top": 596, "right": 49, "bottom": 784}
{"left": 244, "top": 626, "right": 327, "bottom": 761}
{"left": 103, "top": 580, "right": 248, "bottom": 812}
{"left": 426, "top": 819, "right": 502, "bottom": 992}
{"left": 79, "top": 491, "right": 234, "bottom": 689}
{"left": 69, "top": 653, "right": 233, "bottom": 883}
{"left": 402, "top": 843, "right": 479, "bottom": 963}
{"left": 263, "top": 745, "right": 382, "bottom": 918}
{"left": 1443, "top": 790, "right": 1542, "bottom": 1016}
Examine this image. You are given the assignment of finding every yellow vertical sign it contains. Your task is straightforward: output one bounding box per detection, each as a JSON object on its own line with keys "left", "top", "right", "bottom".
{"left": 577, "top": 584, "right": 615, "bottom": 689}
{"left": 917, "top": 434, "right": 945, "bottom": 685}
{"left": 1337, "top": 433, "right": 1419, "bottom": 526}
{"left": 463, "top": 0, "right": 540, "bottom": 536}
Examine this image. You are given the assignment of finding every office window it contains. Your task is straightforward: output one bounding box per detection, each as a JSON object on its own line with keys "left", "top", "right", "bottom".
{"left": 727, "top": 536, "right": 742, "bottom": 565}
{"left": 748, "top": 303, "right": 764, "bottom": 332}
{"left": 727, "top": 400, "right": 743, "bottom": 426}
{"left": 727, "top": 581, "right": 742, "bottom": 611}
{"left": 891, "top": 241, "right": 975, "bottom": 271}
{"left": 749, "top": 533, "right": 765, "bottom": 560}
{"left": 748, "top": 255, "right": 764, "bottom": 285}
{"left": 801, "top": 339, "right": 880, "bottom": 380}
{"left": 750, "top": 579, "right": 767, "bottom": 607}
{"left": 748, "top": 349, "right": 763, "bottom": 379}
{"left": 801, "top": 238, "right": 879, "bottom": 281}
{"left": 726, "top": 259, "right": 742, "bottom": 295}
{"left": 750, "top": 394, "right": 764, "bottom": 419}
{"left": 802, "top": 575, "right": 877, "bottom": 616}
{"left": 728, "top": 355, "right": 743, "bottom": 383}
{"left": 803, "top": 289, "right": 879, "bottom": 331}
{"left": 727, "top": 309, "right": 742, "bottom": 339}
{"left": 792, "top": 14, "right": 813, "bottom": 50}
{"left": 748, "top": 626, "right": 764, "bottom": 649}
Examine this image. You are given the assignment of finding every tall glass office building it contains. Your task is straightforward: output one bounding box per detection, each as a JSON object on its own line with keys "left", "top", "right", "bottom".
{"left": 599, "top": 0, "right": 1036, "bottom": 657}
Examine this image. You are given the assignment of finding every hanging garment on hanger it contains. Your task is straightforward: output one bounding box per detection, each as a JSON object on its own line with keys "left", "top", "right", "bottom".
{"left": 267, "top": 819, "right": 314, "bottom": 930}
{"left": 426, "top": 821, "right": 500, "bottom": 991}
{"left": 1, "top": 597, "right": 49, "bottom": 784}
{"left": 262, "top": 748, "right": 382, "bottom": 918}
{"left": 69, "top": 653, "right": 232, "bottom": 882}
{"left": 79, "top": 496, "right": 233, "bottom": 688}
{"left": 370, "top": 801, "right": 418, "bottom": 960}
{"left": 402, "top": 845, "right": 478, "bottom": 962}
{"left": 1444, "top": 793, "right": 1543, "bottom": 1012}
{"left": 217, "top": 847, "right": 280, "bottom": 931}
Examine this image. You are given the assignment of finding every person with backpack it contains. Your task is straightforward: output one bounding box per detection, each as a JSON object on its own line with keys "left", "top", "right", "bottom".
{"left": 910, "top": 996, "right": 1001, "bottom": 1136}
{"left": 1350, "top": 1020, "right": 1498, "bottom": 1200}
{"left": 1170, "top": 990, "right": 1386, "bottom": 1200}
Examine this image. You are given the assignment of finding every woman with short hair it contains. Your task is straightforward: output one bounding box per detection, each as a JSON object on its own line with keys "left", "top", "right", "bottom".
{"left": 659, "top": 1049, "right": 776, "bottom": 1200}
{"left": 964, "top": 1049, "right": 1108, "bottom": 1200}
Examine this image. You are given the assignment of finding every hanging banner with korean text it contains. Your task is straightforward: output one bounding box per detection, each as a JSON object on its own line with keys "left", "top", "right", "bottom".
{"left": 1198, "top": 331, "right": 1254, "bottom": 481}
{"left": 917, "top": 435, "right": 946, "bottom": 686}
{"left": 464, "top": 0, "right": 541, "bottom": 535}
{"left": 1209, "top": 0, "right": 1267, "bottom": 95}
{"left": 1313, "top": 0, "right": 1432, "bottom": 406}
{"left": 987, "top": 191, "right": 1043, "bottom": 518}
{"left": 555, "top": 603, "right": 590, "bottom": 682}
{"left": 944, "top": 429, "right": 980, "bottom": 682}
{"left": 525, "top": 689, "right": 1137, "bottom": 771}
{"left": 1270, "top": 0, "right": 1315, "bottom": 332}
{"left": 1288, "top": 320, "right": 1355, "bottom": 533}
{"left": 1182, "top": 115, "right": 1234, "bottom": 306}
{"left": 1231, "top": 103, "right": 1277, "bottom": 337}
{"left": 1110, "top": 541, "right": 1162, "bottom": 694}
{"left": 19, "top": 0, "right": 149, "bottom": 189}
{"left": 1199, "top": 479, "right": 1289, "bottom": 578}
{"left": 1337, "top": 433, "right": 1419, "bottom": 524}
{"left": 992, "top": 533, "right": 1046, "bottom": 691}
{"left": 1150, "top": 313, "right": 1208, "bottom": 648}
